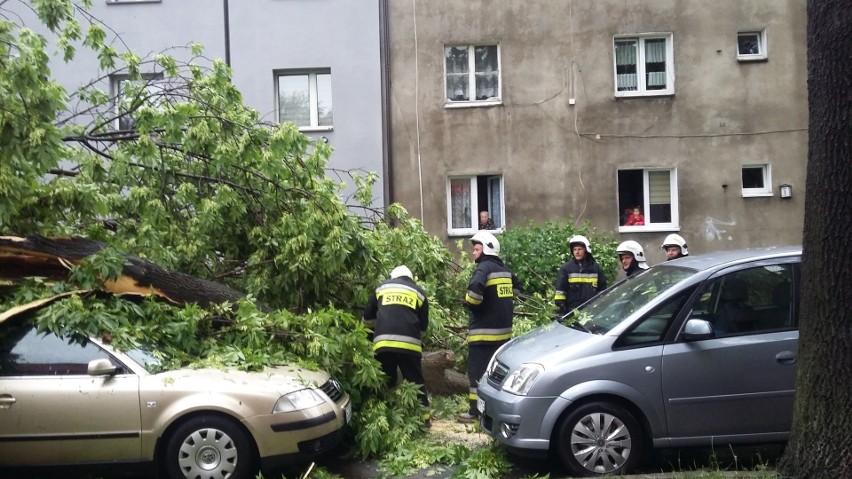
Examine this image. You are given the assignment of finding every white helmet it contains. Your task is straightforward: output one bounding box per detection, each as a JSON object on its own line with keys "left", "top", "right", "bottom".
{"left": 661, "top": 234, "right": 689, "bottom": 256}
{"left": 390, "top": 265, "right": 413, "bottom": 279}
{"left": 470, "top": 231, "right": 500, "bottom": 256}
{"left": 568, "top": 235, "right": 592, "bottom": 254}
{"left": 617, "top": 240, "right": 649, "bottom": 269}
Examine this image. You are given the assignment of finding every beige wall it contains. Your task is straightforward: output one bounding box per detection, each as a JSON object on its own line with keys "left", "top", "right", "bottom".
{"left": 388, "top": 0, "right": 807, "bottom": 263}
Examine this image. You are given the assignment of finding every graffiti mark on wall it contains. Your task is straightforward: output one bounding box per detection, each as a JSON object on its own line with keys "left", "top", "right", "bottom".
{"left": 703, "top": 216, "right": 737, "bottom": 241}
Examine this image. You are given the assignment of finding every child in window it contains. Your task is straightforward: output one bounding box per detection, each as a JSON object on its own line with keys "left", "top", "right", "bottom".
{"left": 625, "top": 207, "right": 645, "bottom": 226}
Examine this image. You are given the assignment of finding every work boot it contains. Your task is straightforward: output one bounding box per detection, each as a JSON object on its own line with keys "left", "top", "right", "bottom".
{"left": 456, "top": 412, "right": 479, "bottom": 424}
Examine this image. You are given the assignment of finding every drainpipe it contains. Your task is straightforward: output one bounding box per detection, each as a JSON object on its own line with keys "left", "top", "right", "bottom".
{"left": 379, "top": 0, "right": 392, "bottom": 209}
{"left": 223, "top": 0, "right": 231, "bottom": 66}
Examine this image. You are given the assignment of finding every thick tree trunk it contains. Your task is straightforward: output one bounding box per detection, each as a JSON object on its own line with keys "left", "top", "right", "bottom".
{"left": 0, "top": 235, "right": 247, "bottom": 307}
{"left": 778, "top": 2, "right": 852, "bottom": 477}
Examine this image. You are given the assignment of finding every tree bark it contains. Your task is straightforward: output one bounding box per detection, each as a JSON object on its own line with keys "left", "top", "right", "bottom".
{"left": 0, "top": 235, "right": 247, "bottom": 308}
{"left": 778, "top": 2, "right": 852, "bottom": 477}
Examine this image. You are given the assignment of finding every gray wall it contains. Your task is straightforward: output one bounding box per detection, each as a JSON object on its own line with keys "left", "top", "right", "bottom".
{"left": 388, "top": 0, "right": 807, "bottom": 263}
{"left": 13, "top": 0, "right": 385, "bottom": 206}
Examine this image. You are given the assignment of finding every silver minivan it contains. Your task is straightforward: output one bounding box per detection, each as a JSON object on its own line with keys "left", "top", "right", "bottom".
{"left": 477, "top": 247, "right": 799, "bottom": 477}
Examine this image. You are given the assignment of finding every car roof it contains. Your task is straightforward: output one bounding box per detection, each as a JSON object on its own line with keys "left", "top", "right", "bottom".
{"left": 661, "top": 245, "right": 802, "bottom": 271}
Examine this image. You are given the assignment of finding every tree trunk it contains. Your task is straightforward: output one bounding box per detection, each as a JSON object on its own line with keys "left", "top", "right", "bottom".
{"left": 0, "top": 235, "right": 247, "bottom": 308}
{"left": 777, "top": 2, "right": 852, "bottom": 477}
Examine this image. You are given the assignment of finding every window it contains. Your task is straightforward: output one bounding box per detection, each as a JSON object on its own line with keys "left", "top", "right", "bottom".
{"left": 737, "top": 30, "right": 767, "bottom": 61}
{"left": 689, "top": 264, "right": 794, "bottom": 337}
{"left": 447, "top": 175, "right": 504, "bottom": 236}
{"left": 613, "top": 33, "right": 674, "bottom": 97}
{"left": 617, "top": 168, "right": 679, "bottom": 231}
{"left": 742, "top": 164, "right": 772, "bottom": 197}
{"left": 276, "top": 70, "right": 333, "bottom": 130}
{"left": 444, "top": 44, "right": 501, "bottom": 106}
{"left": 0, "top": 322, "right": 116, "bottom": 376}
{"left": 111, "top": 73, "right": 164, "bottom": 131}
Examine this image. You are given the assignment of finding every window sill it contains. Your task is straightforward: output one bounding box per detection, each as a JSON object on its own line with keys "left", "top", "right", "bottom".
{"left": 299, "top": 126, "right": 334, "bottom": 133}
{"left": 107, "top": 0, "right": 162, "bottom": 4}
{"left": 618, "top": 225, "right": 680, "bottom": 233}
{"left": 448, "top": 227, "right": 504, "bottom": 238}
{"left": 737, "top": 55, "right": 768, "bottom": 62}
{"left": 614, "top": 90, "right": 675, "bottom": 99}
{"left": 444, "top": 100, "right": 502, "bottom": 109}
{"left": 742, "top": 191, "right": 773, "bottom": 197}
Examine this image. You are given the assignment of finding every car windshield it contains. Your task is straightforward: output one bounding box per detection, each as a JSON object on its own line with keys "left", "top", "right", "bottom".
{"left": 562, "top": 265, "right": 697, "bottom": 334}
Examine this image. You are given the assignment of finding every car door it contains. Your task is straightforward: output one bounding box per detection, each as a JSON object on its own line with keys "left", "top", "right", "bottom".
{"left": 660, "top": 261, "right": 798, "bottom": 443}
{"left": 0, "top": 320, "right": 142, "bottom": 466}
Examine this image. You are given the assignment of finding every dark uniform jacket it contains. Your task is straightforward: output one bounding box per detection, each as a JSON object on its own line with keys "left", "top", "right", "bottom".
{"left": 554, "top": 257, "right": 607, "bottom": 315}
{"left": 363, "top": 277, "right": 429, "bottom": 355}
{"left": 465, "top": 256, "right": 520, "bottom": 345}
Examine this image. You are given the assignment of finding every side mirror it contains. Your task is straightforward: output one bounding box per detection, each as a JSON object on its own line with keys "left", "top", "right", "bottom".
{"left": 681, "top": 318, "right": 715, "bottom": 341}
{"left": 88, "top": 358, "right": 117, "bottom": 376}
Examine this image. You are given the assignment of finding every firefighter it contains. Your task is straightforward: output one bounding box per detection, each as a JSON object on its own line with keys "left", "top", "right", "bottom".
{"left": 616, "top": 240, "right": 650, "bottom": 277}
{"left": 661, "top": 234, "right": 689, "bottom": 260}
{"left": 363, "top": 265, "right": 431, "bottom": 425}
{"left": 458, "top": 231, "right": 520, "bottom": 423}
{"left": 554, "top": 234, "right": 607, "bottom": 316}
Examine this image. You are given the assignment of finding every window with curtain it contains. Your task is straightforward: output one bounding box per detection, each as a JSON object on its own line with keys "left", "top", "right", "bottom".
{"left": 445, "top": 44, "right": 501, "bottom": 106}
{"left": 276, "top": 69, "right": 333, "bottom": 130}
{"left": 613, "top": 34, "right": 674, "bottom": 97}
{"left": 447, "top": 175, "right": 504, "bottom": 236}
{"left": 617, "top": 168, "right": 679, "bottom": 231}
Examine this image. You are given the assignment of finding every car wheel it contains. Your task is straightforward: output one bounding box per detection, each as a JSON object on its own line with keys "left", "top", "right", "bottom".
{"left": 555, "top": 401, "right": 643, "bottom": 477}
{"left": 163, "top": 415, "right": 258, "bottom": 479}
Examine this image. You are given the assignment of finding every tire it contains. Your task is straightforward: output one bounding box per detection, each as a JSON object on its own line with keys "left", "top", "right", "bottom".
{"left": 555, "top": 401, "right": 644, "bottom": 477}
{"left": 163, "top": 415, "right": 258, "bottom": 479}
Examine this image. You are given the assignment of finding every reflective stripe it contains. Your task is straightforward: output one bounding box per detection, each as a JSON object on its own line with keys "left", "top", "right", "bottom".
{"left": 468, "top": 392, "right": 478, "bottom": 401}
{"left": 554, "top": 291, "right": 566, "bottom": 300}
{"left": 374, "top": 339, "right": 422, "bottom": 353}
{"left": 465, "top": 291, "right": 483, "bottom": 305}
{"left": 485, "top": 277, "right": 513, "bottom": 287}
{"left": 568, "top": 273, "right": 599, "bottom": 287}
{"left": 373, "top": 334, "right": 422, "bottom": 353}
{"left": 486, "top": 271, "right": 513, "bottom": 280}
{"left": 468, "top": 328, "right": 512, "bottom": 343}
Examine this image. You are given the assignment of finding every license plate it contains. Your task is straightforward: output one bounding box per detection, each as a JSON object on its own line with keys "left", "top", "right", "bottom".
{"left": 344, "top": 401, "right": 352, "bottom": 423}
{"left": 476, "top": 397, "right": 485, "bottom": 414}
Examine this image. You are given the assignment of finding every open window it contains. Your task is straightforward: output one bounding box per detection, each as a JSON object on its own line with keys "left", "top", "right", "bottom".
{"left": 447, "top": 175, "right": 504, "bottom": 236}
{"left": 742, "top": 164, "right": 772, "bottom": 197}
{"left": 617, "top": 168, "right": 679, "bottom": 231}
{"left": 737, "top": 30, "right": 767, "bottom": 61}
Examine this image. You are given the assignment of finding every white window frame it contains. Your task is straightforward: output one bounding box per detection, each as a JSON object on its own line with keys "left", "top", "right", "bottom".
{"left": 443, "top": 43, "right": 502, "bottom": 108}
{"left": 446, "top": 175, "right": 505, "bottom": 237}
{"left": 618, "top": 168, "right": 680, "bottom": 233}
{"left": 741, "top": 164, "right": 773, "bottom": 197}
{"left": 107, "top": 0, "right": 162, "bottom": 4}
{"left": 737, "top": 30, "right": 768, "bottom": 61}
{"left": 111, "top": 73, "right": 164, "bottom": 131}
{"left": 274, "top": 69, "right": 333, "bottom": 132}
{"left": 613, "top": 33, "right": 675, "bottom": 97}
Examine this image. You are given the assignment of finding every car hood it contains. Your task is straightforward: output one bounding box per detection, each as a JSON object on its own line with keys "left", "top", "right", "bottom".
{"left": 498, "top": 321, "right": 607, "bottom": 369}
{"left": 147, "top": 365, "right": 330, "bottom": 396}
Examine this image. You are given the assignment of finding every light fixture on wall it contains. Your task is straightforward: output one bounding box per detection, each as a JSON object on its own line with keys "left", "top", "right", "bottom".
{"left": 779, "top": 184, "right": 792, "bottom": 199}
